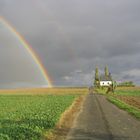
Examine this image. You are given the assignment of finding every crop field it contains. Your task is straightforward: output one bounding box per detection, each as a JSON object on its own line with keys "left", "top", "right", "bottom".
{"left": 116, "top": 86, "right": 140, "bottom": 91}
{"left": 114, "top": 87, "right": 140, "bottom": 108}
{"left": 115, "top": 87, "right": 140, "bottom": 96}
{"left": 95, "top": 86, "right": 140, "bottom": 118}
{"left": 0, "top": 87, "right": 88, "bottom": 95}
{"left": 108, "top": 87, "right": 140, "bottom": 119}
{"left": 0, "top": 88, "right": 87, "bottom": 140}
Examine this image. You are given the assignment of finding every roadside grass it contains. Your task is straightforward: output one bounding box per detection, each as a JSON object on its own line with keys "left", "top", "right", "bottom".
{"left": 95, "top": 87, "right": 140, "bottom": 119}
{"left": 94, "top": 87, "right": 108, "bottom": 94}
{"left": 108, "top": 96, "right": 140, "bottom": 119}
{"left": 46, "top": 95, "right": 85, "bottom": 140}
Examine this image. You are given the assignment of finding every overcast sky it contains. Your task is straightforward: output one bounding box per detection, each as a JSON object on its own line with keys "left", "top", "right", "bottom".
{"left": 0, "top": 0, "right": 140, "bottom": 88}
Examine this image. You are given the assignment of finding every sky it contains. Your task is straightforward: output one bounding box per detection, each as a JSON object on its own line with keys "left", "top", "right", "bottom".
{"left": 0, "top": 0, "right": 140, "bottom": 88}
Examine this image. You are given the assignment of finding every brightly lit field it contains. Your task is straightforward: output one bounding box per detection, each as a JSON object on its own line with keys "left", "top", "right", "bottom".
{"left": 115, "top": 87, "right": 140, "bottom": 96}
{"left": 0, "top": 87, "right": 88, "bottom": 95}
{"left": 0, "top": 87, "right": 87, "bottom": 140}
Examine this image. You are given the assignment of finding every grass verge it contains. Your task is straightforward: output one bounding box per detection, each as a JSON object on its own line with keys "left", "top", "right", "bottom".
{"left": 46, "top": 95, "right": 85, "bottom": 140}
{"left": 107, "top": 96, "right": 140, "bottom": 119}
{"left": 94, "top": 87, "right": 108, "bottom": 95}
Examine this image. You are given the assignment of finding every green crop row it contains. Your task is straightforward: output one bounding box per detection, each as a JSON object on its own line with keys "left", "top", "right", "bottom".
{"left": 108, "top": 96, "right": 140, "bottom": 119}
{"left": 115, "top": 90, "right": 140, "bottom": 96}
{"left": 0, "top": 95, "right": 77, "bottom": 140}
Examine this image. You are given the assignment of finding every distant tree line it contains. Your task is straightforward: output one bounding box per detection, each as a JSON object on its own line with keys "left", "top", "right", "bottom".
{"left": 117, "top": 81, "right": 135, "bottom": 87}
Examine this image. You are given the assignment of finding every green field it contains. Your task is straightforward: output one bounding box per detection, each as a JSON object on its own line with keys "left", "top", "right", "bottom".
{"left": 108, "top": 96, "right": 140, "bottom": 119}
{"left": 115, "top": 90, "right": 140, "bottom": 96}
{"left": 95, "top": 87, "right": 140, "bottom": 119}
{"left": 107, "top": 87, "right": 140, "bottom": 119}
{"left": 95, "top": 87, "right": 140, "bottom": 96}
{"left": 0, "top": 94, "right": 77, "bottom": 140}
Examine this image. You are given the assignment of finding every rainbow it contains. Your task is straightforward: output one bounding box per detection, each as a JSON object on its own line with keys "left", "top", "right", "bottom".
{"left": 0, "top": 16, "right": 53, "bottom": 87}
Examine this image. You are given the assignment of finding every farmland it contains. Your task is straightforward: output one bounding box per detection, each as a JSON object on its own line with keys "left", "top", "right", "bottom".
{"left": 0, "top": 87, "right": 88, "bottom": 95}
{"left": 95, "top": 86, "right": 140, "bottom": 118}
{"left": 0, "top": 88, "right": 87, "bottom": 140}
{"left": 115, "top": 87, "right": 140, "bottom": 96}
{"left": 115, "top": 87, "right": 140, "bottom": 109}
{"left": 108, "top": 87, "right": 140, "bottom": 119}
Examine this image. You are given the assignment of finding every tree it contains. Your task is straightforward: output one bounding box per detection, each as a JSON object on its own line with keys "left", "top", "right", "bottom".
{"left": 94, "top": 67, "right": 100, "bottom": 87}
{"left": 95, "top": 67, "right": 99, "bottom": 81}
{"left": 105, "top": 66, "right": 109, "bottom": 77}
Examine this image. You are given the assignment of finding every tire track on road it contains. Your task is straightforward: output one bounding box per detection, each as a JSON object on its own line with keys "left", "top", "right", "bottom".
{"left": 94, "top": 94, "right": 113, "bottom": 140}
{"left": 66, "top": 92, "right": 140, "bottom": 140}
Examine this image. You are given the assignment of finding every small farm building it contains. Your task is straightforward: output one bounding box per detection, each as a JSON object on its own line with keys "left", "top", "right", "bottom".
{"left": 100, "top": 75, "right": 112, "bottom": 87}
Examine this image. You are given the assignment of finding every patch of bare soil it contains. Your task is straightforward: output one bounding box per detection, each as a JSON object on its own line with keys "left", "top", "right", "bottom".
{"left": 46, "top": 95, "right": 85, "bottom": 140}
{"left": 117, "top": 96, "right": 140, "bottom": 109}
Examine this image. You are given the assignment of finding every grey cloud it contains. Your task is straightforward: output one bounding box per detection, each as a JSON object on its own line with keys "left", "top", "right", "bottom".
{"left": 0, "top": 0, "right": 140, "bottom": 87}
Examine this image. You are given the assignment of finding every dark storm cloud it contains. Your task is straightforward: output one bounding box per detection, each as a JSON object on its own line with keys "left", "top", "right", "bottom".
{"left": 0, "top": 0, "right": 140, "bottom": 87}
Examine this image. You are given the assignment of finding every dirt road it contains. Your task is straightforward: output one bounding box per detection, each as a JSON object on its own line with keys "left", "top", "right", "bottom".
{"left": 66, "top": 93, "right": 140, "bottom": 140}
